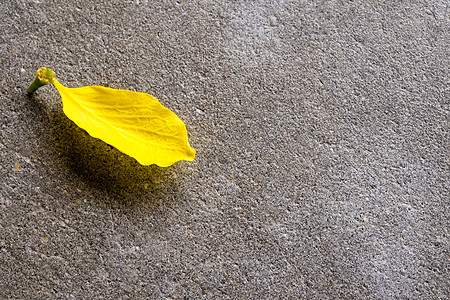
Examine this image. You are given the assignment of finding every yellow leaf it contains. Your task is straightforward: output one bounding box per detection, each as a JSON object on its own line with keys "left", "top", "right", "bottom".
{"left": 53, "top": 79, "right": 195, "bottom": 167}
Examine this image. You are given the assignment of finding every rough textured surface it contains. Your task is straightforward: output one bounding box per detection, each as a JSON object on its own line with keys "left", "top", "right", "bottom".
{"left": 0, "top": 0, "right": 448, "bottom": 298}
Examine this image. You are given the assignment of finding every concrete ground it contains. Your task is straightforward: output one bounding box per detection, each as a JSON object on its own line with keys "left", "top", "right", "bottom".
{"left": 0, "top": 0, "right": 448, "bottom": 299}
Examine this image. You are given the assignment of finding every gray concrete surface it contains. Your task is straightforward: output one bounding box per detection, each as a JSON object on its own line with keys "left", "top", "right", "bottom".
{"left": 1, "top": 0, "right": 449, "bottom": 299}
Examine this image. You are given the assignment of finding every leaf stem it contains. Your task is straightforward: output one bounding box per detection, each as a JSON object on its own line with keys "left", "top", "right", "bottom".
{"left": 28, "top": 67, "right": 56, "bottom": 94}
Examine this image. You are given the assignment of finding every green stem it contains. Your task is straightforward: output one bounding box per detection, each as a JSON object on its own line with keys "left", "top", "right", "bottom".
{"left": 27, "top": 67, "right": 56, "bottom": 94}
{"left": 28, "top": 77, "right": 45, "bottom": 93}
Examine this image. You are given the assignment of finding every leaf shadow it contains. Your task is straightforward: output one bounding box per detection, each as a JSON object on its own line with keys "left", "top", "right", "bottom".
{"left": 50, "top": 109, "right": 179, "bottom": 198}
{"left": 23, "top": 91, "right": 185, "bottom": 214}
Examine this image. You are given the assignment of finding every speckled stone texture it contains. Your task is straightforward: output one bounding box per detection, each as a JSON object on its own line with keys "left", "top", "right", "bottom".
{"left": 0, "top": 0, "right": 448, "bottom": 299}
